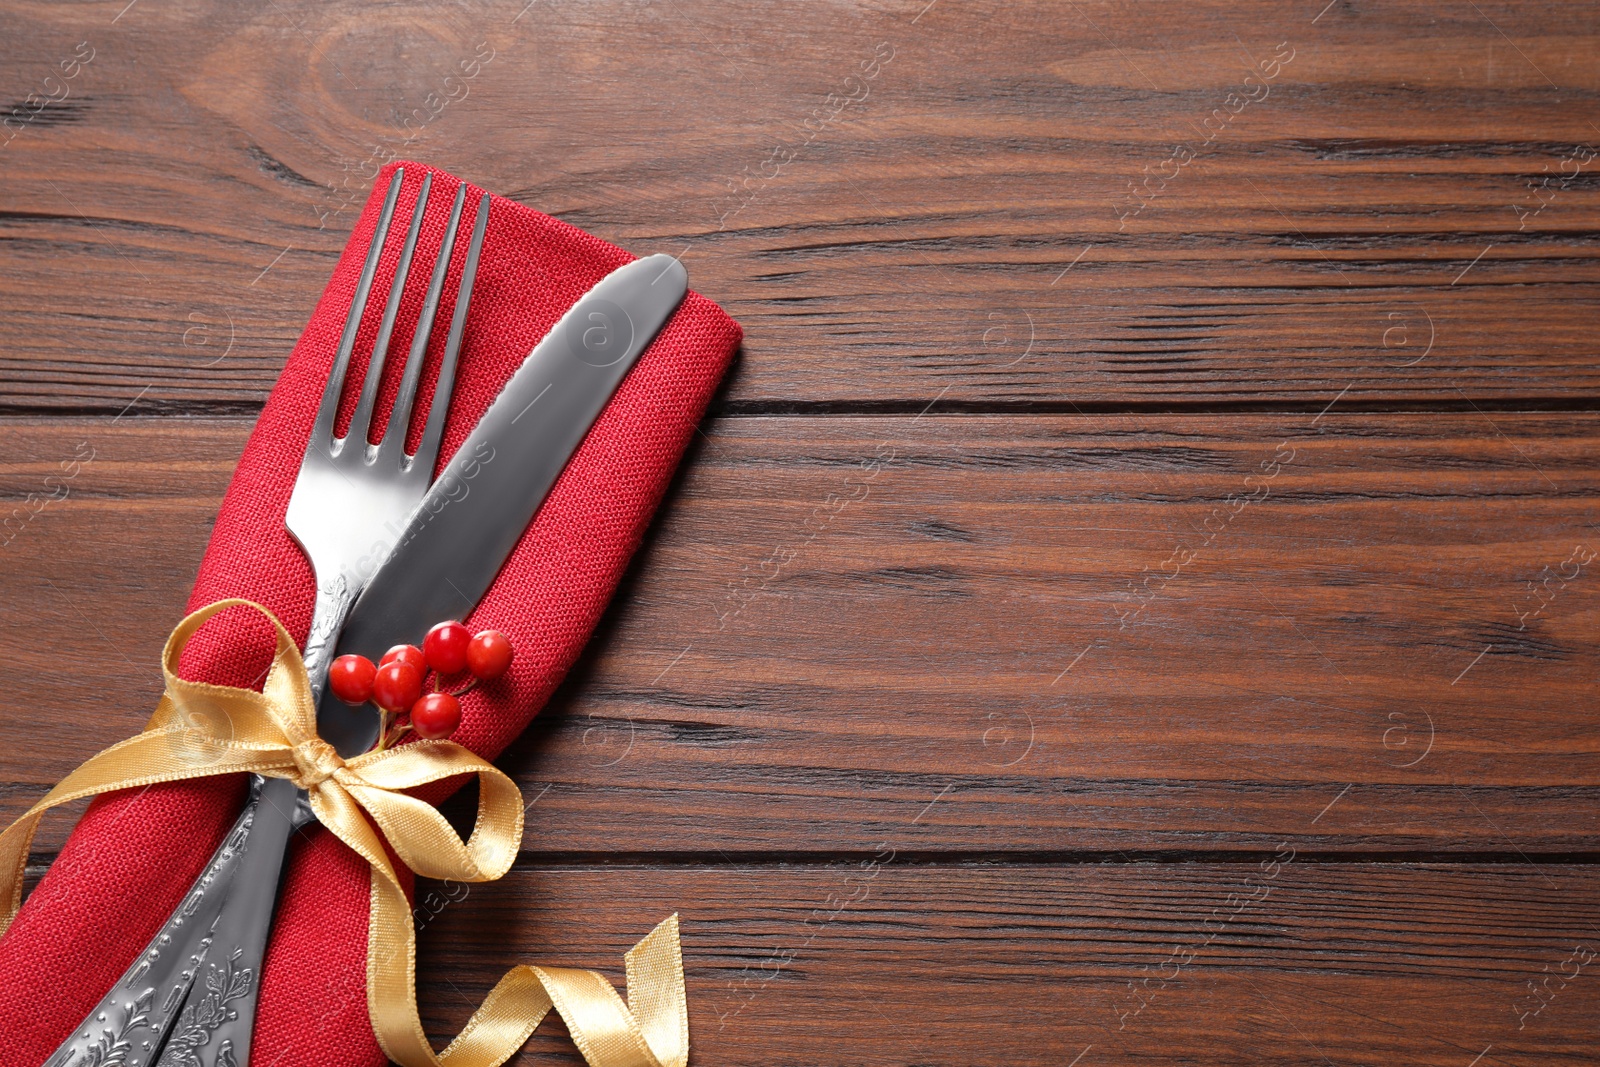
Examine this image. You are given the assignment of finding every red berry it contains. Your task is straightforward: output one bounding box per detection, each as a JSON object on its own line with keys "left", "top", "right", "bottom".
{"left": 328, "top": 655, "right": 376, "bottom": 705}
{"left": 466, "top": 629, "right": 512, "bottom": 680}
{"left": 372, "top": 660, "right": 422, "bottom": 712}
{"left": 380, "top": 644, "right": 427, "bottom": 677}
{"left": 423, "top": 621, "right": 471, "bottom": 675}
{"left": 410, "top": 691, "right": 462, "bottom": 740}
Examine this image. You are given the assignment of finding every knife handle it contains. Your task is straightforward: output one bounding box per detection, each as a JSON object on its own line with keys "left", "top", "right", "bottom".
{"left": 142, "top": 573, "right": 351, "bottom": 1063}
{"left": 152, "top": 775, "right": 306, "bottom": 1067}
{"left": 44, "top": 778, "right": 267, "bottom": 1067}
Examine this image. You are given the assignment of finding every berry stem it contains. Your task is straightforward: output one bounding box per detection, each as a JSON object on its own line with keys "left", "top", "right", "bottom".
{"left": 373, "top": 709, "right": 413, "bottom": 753}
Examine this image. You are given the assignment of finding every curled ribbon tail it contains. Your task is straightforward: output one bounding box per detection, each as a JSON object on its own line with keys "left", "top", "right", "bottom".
{"left": 385, "top": 913, "right": 689, "bottom": 1067}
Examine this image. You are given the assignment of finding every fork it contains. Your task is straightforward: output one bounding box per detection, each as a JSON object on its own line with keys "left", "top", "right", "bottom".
{"left": 46, "top": 167, "right": 491, "bottom": 1067}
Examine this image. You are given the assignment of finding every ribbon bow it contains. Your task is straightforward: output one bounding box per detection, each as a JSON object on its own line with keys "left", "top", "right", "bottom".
{"left": 0, "top": 600, "right": 688, "bottom": 1067}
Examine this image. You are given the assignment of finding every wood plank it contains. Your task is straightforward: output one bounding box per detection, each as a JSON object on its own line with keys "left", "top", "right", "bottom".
{"left": 4, "top": 413, "right": 1599, "bottom": 854}
{"left": 2, "top": 1, "right": 1600, "bottom": 411}
{"left": 413, "top": 863, "right": 1600, "bottom": 1065}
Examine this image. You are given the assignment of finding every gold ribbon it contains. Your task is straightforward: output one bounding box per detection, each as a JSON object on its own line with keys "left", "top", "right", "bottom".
{"left": 0, "top": 599, "right": 688, "bottom": 1067}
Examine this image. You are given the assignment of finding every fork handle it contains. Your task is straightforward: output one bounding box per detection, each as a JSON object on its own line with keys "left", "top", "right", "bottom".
{"left": 302, "top": 575, "right": 360, "bottom": 704}
{"left": 43, "top": 778, "right": 267, "bottom": 1067}
{"left": 49, "top": 574, "right": 359, "bottom": 1066}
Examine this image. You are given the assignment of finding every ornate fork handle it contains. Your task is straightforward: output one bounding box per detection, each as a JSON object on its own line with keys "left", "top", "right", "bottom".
{"left": 301, "top": 575, "right": 358, "bottom": 704}
{"left": 41, "top": 784, "right": 257, "bottom": 1067}
{"left": 49, "top": 577, "right": 356, "bottom": 1067}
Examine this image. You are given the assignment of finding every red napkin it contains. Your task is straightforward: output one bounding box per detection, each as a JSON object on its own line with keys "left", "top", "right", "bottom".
{"left": 0, "top": 161, "right": 740, "bottom": 1066}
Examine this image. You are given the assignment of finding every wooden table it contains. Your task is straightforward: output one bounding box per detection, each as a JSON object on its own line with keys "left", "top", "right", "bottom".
{"left": 3, "top": 1, "right": 1598, "bottom": 1063}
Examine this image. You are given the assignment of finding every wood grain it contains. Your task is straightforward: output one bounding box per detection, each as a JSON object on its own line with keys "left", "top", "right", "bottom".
{"left": 412, "top": 863, "right": 1600, "bottom": 1066}
{"left": 4, "top": 414, "right": 1597, "bottom": 856}
{"left": 3, "top": 1, "right": 1600, "bottom": 412}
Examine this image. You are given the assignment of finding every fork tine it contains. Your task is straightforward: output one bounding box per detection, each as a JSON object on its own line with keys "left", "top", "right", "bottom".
{"left": 311, "top": 168, "right": 403, "bottom": 450}
{"left": 412, "top": 191, "right": 489, "bottom": 477}
{"left": 381, "top": 183, "right": 466, "bottom": 462}
{"left": 347, "top": 172, "right": 431, "bottom": 448}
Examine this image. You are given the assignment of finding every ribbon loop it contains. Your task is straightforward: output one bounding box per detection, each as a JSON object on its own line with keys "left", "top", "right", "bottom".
{"left": 0, "top": 600, "right": 688, "bottom": 1067}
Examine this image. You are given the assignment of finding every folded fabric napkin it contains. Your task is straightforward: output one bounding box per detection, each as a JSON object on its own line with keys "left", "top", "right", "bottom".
{"left": 0, "top": 161, "right": 741, "bottom": 1066}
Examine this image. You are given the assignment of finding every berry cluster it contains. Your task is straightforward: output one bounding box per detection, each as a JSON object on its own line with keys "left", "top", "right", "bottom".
{"left": 327, "top": 621, "right": 512, "bottom": 747}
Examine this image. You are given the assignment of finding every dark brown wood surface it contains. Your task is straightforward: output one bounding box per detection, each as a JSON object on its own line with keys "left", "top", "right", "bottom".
{"left": 3, "top": 1, "right": 1599, "bottom": 1063}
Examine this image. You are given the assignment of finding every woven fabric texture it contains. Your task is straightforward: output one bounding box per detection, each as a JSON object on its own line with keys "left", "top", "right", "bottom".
{"left": 0, "top": 160, "right": 741, "bottom": 1066}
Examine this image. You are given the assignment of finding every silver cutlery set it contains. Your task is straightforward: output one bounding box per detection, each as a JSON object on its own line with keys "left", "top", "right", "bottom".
{"left": 46, "top": 168, "right": 689, "bottom": 1067}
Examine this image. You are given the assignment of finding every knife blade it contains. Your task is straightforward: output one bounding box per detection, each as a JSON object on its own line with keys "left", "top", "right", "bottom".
{"left": 317, "top": 252, "right": 689, "bottom": 757}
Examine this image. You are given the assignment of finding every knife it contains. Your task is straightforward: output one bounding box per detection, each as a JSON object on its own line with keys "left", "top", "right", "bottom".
{"left": 168, "top": 253, "right": 688, "bottom": 1064}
